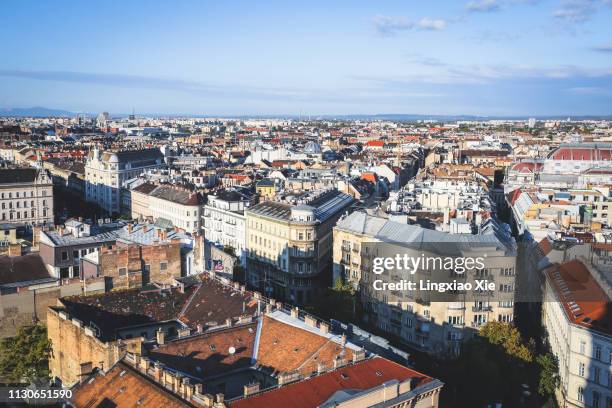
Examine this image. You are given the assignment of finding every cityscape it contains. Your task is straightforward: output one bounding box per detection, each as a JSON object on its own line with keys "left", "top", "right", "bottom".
{"left": 1, "top": 1, "right": 612, "bottom": 408}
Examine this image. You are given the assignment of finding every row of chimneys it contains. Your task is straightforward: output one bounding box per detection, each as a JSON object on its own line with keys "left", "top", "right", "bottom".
{"left": 124, "top": 353, "right": 225, "bottom": 408}
{"left": 155, "top": 315, "right": 254, "bottom": 346}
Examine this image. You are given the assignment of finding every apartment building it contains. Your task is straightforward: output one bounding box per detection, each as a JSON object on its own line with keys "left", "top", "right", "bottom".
{"left": 543, "top": 259, "right": 612, "bottom": 408}
{"left": 245, "top": 189, "right": 354, "bottom": 304}
{"left": 0, "top": 167, "right": 53, "bottom": 226}
{"left": 202, "top": 189, "right": 250, "bottom": 265}
{"left": 131, "top": 182, "right": 203, "bottom": 234}
{"left": 333, "top": 211, "right": 517, "bottom": 356}
{"left": 85, "top": 147, "right": 164, "bottom": 215}
{"left": 64, "top": 285, "right": 443, "bottom": 407}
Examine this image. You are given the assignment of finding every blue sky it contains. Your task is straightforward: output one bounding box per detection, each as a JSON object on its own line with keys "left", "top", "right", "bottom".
{"left": 1, "top": 0, "right": 612, "bottom": 116}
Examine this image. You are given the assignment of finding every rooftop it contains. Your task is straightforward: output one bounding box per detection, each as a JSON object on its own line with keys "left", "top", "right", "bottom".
{"left": 0, "top": 253, "right": 52, "bottom": 287}
{"left": 70, "top": 361, "right": 192, "bottom": 408}
{"left": 228, "top": 357, "right": 434, "bottom": 408}
{"left": 148, "top": 323, "right": 257, "bottom": 380}
{"left": 545, "top": 259, "right": 612, "bottom": 335}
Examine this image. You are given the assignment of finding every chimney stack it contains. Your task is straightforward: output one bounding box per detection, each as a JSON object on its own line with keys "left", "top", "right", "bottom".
{"left": 290, "top": 307, "right": 299, "bottom": 319}
{"left": 243, "top": 382, "right": 260, "bottom": 397}
{"left": 156, "top": 328, "right": 165, "bottom": 345}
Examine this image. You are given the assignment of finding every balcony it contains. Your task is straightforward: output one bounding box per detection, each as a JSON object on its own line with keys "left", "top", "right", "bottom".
{"left": 472, "top": 306, "right": 493, "bottom": 312}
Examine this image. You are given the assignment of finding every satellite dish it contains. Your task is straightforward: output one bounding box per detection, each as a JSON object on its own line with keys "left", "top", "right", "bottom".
{"left": 228, "top": 347, "right": 236, "bottom": 355}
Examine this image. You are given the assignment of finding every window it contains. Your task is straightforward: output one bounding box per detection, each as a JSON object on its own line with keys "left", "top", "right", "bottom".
{"left": 595, "top": 344, "right": 602, "bottom": 360}
{"left": 160, "top": 262, "right": 168, "bottom": 271}
{"left": 61, "top": 251, "right": 68, "bottom": 261}
{"left": 577, "top": 387, "right": 584, "bottom": 403}
{"left": 118, "top": 268, "right": 127, "bottom": 276}
{"left": 580, "top": 340, "right": 586, "bottom": 354}
{"left": 578, "top": 362, "right": 585, "bottom": 377}
{"left": 593, "top": 391, "right": 601, "bottom": 408}
{"left": 594, "top": 366, "right": 601, "bottom": 384}
{"left": 73, "top": 250, "right": 79, "bottom": 259}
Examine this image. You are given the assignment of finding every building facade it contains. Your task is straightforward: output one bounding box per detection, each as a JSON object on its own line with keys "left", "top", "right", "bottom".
{"left": 246, "top": 189, "right": 354, "bottom": 304}
{"left": 85, "top": 147, "right": 164, "bottom": 215}
{"left": 333, "top": 211, "right": 517, "bottom": 356}
{"left": 202, "top": 190, "right": 250, "bottom": 265}
{"left": 543, "top": 259, "right": 612, "bottom": 408}
{"left": 0, "top": 168, "right": 53, "bottom": 226}
{"left": 131, "top": 183, "right": 203, "bottom": 234}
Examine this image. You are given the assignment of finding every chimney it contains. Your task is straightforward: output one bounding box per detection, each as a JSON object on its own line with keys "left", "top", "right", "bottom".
{"left": 182, "top": 378, "right": 193, "bottom": 400}
{"left": 353, "top": 348, "right": 366, "bottom": 363}
{"left": 226, "top": 318, "right": 233, "bottom": 327}
{"left": 8, "top": 244, "right": 22, "bottom": 257}
{"left": 200, "top": 394, "right": 214, "bottom": 408}
{"left": 139, "top": 357, "right": 151, "bottom": 373}
{"left": 127, "top": 223, "right": 133, "bottom": 233}
{"left": 317, "top": 362, "right": 327, "bottom": 374}
{"left": 216, "top": 394, "right": 225, "bottom": 404}
{"left": 244, "top": 382, "right": 260, "bottom": 397}
{"left": 319, "top": 322, "right": 329, "bottom": 335}
{"left": 196, "top": 323, "right": 203, "bottom": 333}
{"left": 154, "top": 362, "right": 164, "bottom": 382}
{"left": 161, "top": 230, "right": 168, "bottom": 240}
{"left": 304, "top": 315, "right": 317, "bottom": 328}
{"left": 156, "top": 328, "right": 165, "bottom": 345}
{"left": 290, "top": 307, "right": 299, "bottom": 319}
{"left": 265, "top": 303, "right": 273, "bottom": 313}
{"left": 341, "top": 334, "right": 347, "bottom": 347}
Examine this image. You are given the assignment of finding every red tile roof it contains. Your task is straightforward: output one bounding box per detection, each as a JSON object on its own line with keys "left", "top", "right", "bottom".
{"left": 228, "top": 357, "right": 433, "bottom": 408}
{"left": 545, "top": 260, "right": 612, "bottom": 335}
{"left": 70, "top": 361, "right": 192, "bottom": 408}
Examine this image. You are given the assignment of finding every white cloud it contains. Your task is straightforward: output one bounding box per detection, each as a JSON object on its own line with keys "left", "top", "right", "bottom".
{"left": 553, "top": 0, "right": 596, "bottom": 23}
{"left": 417, "top": 18, "right": 448, "bottom": 30}
{"left": 467, "top": 0, "right": 501, "bottom": 12}
{"left": 372, "top": 15, "right": 448, "bottom": 36}
{"left": 372, "top": 16, "right": 413, "bottom": 36}
{"left": 593, "top": 43, "right": 612, "bottom": 52}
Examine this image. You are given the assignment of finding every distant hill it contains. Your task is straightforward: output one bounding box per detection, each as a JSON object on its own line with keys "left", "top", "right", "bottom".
{"left": 0, "top": 106, "right": 76, "bottom": 117}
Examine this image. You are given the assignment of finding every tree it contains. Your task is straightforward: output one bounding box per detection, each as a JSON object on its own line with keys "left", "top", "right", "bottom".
{"left": 450, "top": 322, "right": 535, "bottom": 407}
{"left": 479, "top": 321, "right": 533, "bottom": 363}
{"left": 536, "top": 353, "right": 560, "bottom": 397}
{"left": 0, "top": 325, "right": 52, "bottom": 383}
{"left": 223, "top": 246, "right": 236, "bottom": 257}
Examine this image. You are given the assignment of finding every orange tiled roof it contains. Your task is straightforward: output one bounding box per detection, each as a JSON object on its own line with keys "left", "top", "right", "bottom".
{"left": 148, "top": 323, "right": 257, "bottom": 379}
{"left": 545, "top": 260, "right": 612, "bottom": 335}
{"left": 228, "top": 357, "right": 433, "bottom": 408}
{"left": 256, "top": 315, "right": 354, "bottom": 376}
{"left": 70, "top": 361, "right": 191, "bottom": 408}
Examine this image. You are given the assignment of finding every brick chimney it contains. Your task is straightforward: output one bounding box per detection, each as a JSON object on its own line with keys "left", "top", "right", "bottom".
{"left": 8, "top": 244, "right": 22, "bottom": 257}
{"left": 154, "top": 362, "right": 164, "bottom": 382}
{"left": 156, "top": 328, "right": 165, "bottom": 345}
{"left": 243, "top": 382, "right": 260, "bottom": 397}
{"left": 182, "top": 378, "right": 193, "bottom": 400}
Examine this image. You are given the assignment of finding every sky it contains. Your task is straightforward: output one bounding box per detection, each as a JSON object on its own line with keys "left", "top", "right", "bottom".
{"left": 1, "top": 0, "right": 612, "bottom": 116}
